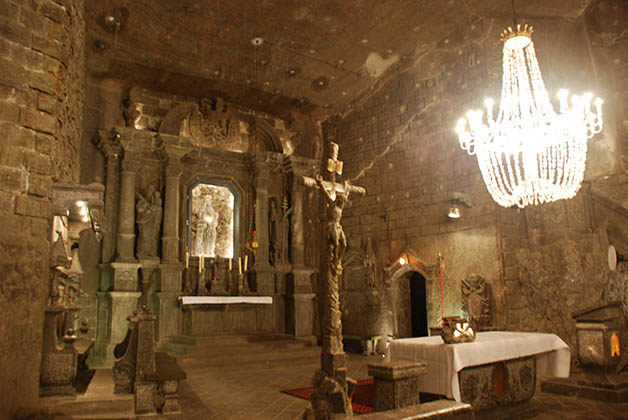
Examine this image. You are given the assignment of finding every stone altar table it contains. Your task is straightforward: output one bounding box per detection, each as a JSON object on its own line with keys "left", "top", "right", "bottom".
{"left": 180, "top": 296, "right": 274, "bottom": 335}
{"left": 179, "top": 296, "right": 273, "bottom": 305}
{"left": 387, "top": 331, "right": 570, "bottom": 403}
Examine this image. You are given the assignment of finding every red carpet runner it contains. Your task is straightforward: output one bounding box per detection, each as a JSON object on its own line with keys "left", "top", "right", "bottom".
{"left": 280, "top": 379, "right": 374, "bottom": 414}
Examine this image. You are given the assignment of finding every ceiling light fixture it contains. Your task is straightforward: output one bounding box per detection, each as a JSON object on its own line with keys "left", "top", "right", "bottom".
{"left": 455, "top": 0, "right": 603, "bottom": 208}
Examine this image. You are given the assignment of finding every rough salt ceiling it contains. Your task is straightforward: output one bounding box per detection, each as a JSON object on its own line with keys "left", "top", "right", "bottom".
{"left": 86, "top": 0, "right": 592, "bottom": 120}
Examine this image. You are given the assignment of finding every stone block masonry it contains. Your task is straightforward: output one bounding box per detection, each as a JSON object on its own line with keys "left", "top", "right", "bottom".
{"left": 0, "top": 0, "right": 86, "bottom": 417}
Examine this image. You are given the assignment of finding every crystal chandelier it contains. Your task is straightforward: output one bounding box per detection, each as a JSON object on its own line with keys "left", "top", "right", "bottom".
{"left": 456, "top": 15, "right": 603, "bottom": 208}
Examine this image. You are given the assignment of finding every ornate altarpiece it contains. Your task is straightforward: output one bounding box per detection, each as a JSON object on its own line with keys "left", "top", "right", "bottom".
{"left": 91, "top": 97, "right": 319, "bottom": 365}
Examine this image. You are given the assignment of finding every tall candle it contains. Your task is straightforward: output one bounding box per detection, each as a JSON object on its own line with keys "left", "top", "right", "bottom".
{"left": 238, "top": 257, "right": 242, "bottom": 275}
{"left": 244, "top": 254, "right": 248, "bottom": 272}
{"left": 229, "top": 257, "right": 232, "bottom": 271}
{"left": 185, "top": 251, "right": 189, "bottom": 269}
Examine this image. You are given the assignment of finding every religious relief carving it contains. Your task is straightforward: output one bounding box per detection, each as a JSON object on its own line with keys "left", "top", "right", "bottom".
{"left": 122, "top": 97, "right": 141, "bottom": 128}
{"left": 461, "top": 273, "right": 492, "bottom": 330}
{"left": 136, "top": 186, "right": 163, "bottom": 258}
{"left": 188, "top": 97, "right": 238, "bottom": 148}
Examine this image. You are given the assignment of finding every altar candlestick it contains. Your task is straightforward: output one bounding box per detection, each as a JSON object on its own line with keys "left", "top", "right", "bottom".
{"left": 185, "top": 251, "right": 189, "bottom": 269}
{"left": 238, "top": 257, "right": 242, "bottom": 274}
{"left": 244, "top": 254, "right": 248, "bottom": 272}
{"left": 229, "top": 257, "right": 232, "bottom": 271}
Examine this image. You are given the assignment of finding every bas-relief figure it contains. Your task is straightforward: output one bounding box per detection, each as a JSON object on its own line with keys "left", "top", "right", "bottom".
{"left": 461, "top": 273, "right": 492, "bottom": 330}
{"left": 136, "top": 186, "right": 162, "bottom": 258}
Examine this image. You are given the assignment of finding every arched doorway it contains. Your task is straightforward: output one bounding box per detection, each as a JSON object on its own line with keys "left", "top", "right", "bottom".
{"left": 410, "top": 272, "right": 428, "bottom": 337}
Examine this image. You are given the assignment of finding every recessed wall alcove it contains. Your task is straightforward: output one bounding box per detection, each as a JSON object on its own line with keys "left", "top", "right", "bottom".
{"left": 187, "top": 179, "right": 241, "bottom": 260}
{"left": 385, "top": 250, "right": 440, "bottom": 338}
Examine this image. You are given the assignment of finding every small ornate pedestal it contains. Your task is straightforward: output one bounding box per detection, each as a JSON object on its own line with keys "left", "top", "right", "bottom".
{"left": 368, "top": 361, "right": 426, "bottom": 411}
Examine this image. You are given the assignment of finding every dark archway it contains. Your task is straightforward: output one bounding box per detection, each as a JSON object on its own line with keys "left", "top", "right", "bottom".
{"left": 410, "top": 272, "right": 428, "bottom": 337}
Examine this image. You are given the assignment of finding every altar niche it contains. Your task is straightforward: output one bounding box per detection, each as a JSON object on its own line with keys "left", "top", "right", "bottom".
{"left": 187, "top": 179, "right": 240, "bottom": 260}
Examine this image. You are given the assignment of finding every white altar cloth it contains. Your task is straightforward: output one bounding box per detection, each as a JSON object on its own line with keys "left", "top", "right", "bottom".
{"left": 387, "top": 331, "right": 570, "bottom": 402}
{"left": 179, "top": 296, "right": 273, "bottom": 305}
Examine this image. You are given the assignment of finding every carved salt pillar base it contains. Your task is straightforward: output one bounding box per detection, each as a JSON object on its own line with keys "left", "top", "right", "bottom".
{"left": 291, "top": 293, "right": 316, "bottom": 345}
{"left": 100, "top": 291, "right": 141, "bottom": 366}
{"left": 274, "top": 264, "right": 291, "bottom": 334}
{"left": 94, "top": 262, "right": 142, "bottom": 365}
{"left": 252, "top": 264, "right": 275, "bottom": 331}
{"left": 110, "top": 262, "right": 140, "bottom": 291}
{"left": 138, "top": 258, "right": 160, "bottom": 307}
{"left": 160, "top": 264, "right": 183, "bottom": 292}
{"left": 154, "top": 292, "right": 181, "bottom": 342}
{"left": 155, "top": 263, "right": 184, "bottom": 342}
{"left": 286, "top": 267, "right": 316, "bottom": 344}
{"left": 40, "top": 309, "right": 78, "bottom": 396}
{"left": 92, "top": 291, "right": 110, "bottom": 366}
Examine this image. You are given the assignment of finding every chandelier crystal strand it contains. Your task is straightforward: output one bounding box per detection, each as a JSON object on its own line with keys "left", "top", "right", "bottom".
{"left": 456, "top": 24, "right": 603, "bottom": 208}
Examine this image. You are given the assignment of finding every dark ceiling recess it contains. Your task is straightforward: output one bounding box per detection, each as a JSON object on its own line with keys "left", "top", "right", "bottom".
{"left": 311, "top": 77, "right": 329, "bottom": 92}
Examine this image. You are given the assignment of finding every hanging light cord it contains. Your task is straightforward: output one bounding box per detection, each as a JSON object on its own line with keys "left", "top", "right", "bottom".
{"left": 511, "top": 0, "right": 518, "bottom": 27}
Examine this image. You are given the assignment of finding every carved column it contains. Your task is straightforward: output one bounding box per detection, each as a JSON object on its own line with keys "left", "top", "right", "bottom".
{"left": 157, "top": 138, "right": 191, "bottom": 343}
{"left": 93, "top": 131, "right": 122, "bottom": 363}
{"left": 283, "top": 156, "right": 316, "bottom": 344}
{"left": 116, "top": 156, "right": 140, "bottom": 263}
{"left": 105, "top": 130, "right": 145, "bottom": 365}
{"left": 250, "top": 154, "right": 276, "bottom": 331}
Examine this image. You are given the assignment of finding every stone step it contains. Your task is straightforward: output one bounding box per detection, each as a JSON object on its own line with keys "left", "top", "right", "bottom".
{"left": 40, "top": 370, "right": 135, "bottom": 419}
{"left": 185, "top": 336, "right": 312, "bottom": 356}
{"left": 47, "top": 396, "right": 135, "bottom": 419}
{"left": 168, "top": 334, "right": 197, "bottom": 346}
{"left": 183, "top": 347, "right": 320, "bottom": 367}
{"left": 158, "top": 339, "right": 190, "bottom": 356}
{"left": 359, "top": 400, "right": 474, "bottom": 419}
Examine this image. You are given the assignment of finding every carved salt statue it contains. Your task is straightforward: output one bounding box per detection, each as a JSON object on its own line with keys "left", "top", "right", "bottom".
{"left": 136, "top": 186, "right": 163, "bottom": 258}
{"left": 269, "top": 198, "right": 280, "bottom": 266}
{"left": 302, "top": 142, "right": 365, "bottom": 419}
{"left": 194, "top": 194, "right": 218, "bottom": 257}
{"left": 461, "top": 273, "right": 492, "bottom": 331}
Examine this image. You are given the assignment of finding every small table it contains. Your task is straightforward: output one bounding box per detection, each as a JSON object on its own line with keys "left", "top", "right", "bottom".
{"left": 387, "top": 331, "right": 570, "bottom": 402}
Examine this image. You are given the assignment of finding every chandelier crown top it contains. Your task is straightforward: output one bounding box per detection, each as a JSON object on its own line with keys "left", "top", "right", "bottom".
{"left": 500, "top": 24, "right": 534, "bottom": 43}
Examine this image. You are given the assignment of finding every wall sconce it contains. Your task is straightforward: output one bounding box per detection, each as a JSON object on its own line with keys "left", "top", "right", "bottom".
{"left": 447, "top": 201, "right": 461, "bottom": 219}
{"left": 447, "top": 192, "right": 474, "bottom": 219}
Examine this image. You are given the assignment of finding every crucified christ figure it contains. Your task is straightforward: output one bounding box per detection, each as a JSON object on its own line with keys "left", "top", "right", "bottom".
{"left": 315, "top": 174, "right": 353, "bottom": 267}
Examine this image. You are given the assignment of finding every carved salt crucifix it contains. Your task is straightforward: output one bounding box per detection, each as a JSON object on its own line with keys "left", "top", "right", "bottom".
{"left": 302, "top": 142, "right": 365, "bottom": 418}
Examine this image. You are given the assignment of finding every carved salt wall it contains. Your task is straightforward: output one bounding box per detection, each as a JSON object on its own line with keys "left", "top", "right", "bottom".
{"left": 323, "top": 5, "right": 628, "bottom": 351}
{"left": 0, "top": 0, "right": 86, "bottom": 415}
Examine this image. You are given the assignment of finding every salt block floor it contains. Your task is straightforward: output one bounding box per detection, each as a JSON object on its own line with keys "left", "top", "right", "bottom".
{"left": 40, "top": 334, "right": 628, "bottom": 420}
